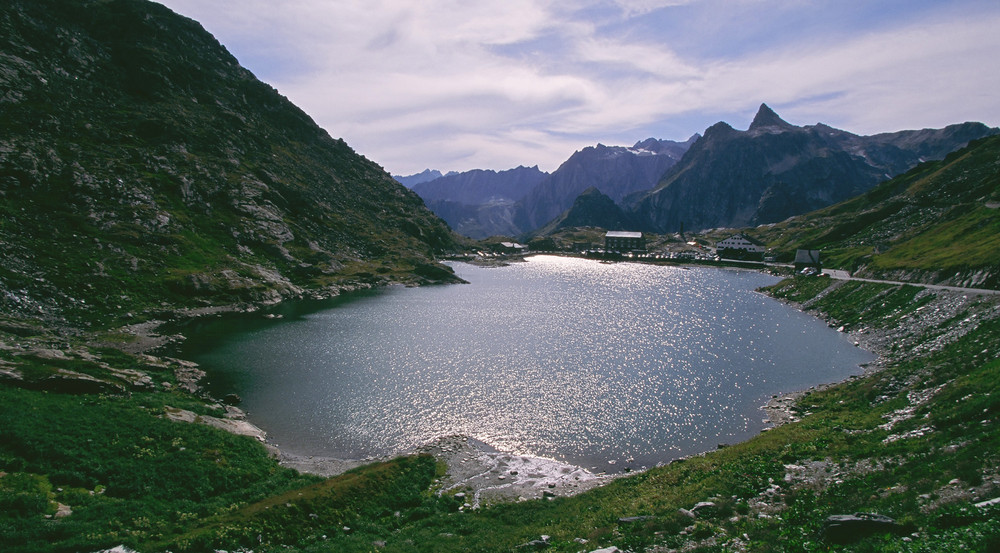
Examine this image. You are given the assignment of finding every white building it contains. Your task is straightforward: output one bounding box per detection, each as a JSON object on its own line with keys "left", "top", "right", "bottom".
{"left": 605, "top": 231, "right": 646, "bottom": 252}
{"left": 715, "top": 233, "right": 764, "bottom": 254}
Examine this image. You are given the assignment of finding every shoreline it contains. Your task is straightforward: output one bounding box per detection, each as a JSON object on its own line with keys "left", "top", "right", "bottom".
{"left": 275, "top": 435, "right": 614, "bottom": 507}
{"left": 266, "top": 282, "right": 994, "bottom": 504}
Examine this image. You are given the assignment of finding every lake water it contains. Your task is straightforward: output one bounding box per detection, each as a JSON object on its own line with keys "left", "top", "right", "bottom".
{"left": 174, "top": 256, "right": 873, "bottom": 472}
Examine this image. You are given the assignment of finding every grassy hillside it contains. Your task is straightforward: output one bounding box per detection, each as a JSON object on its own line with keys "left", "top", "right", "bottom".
{"left": 755, "top": 136, "right": 1000, "bottom": 288}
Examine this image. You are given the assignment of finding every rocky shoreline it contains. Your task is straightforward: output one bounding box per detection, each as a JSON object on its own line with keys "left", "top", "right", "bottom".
{"left": 761, "top": 280, "right": 1000, "bottom": 430}
{"left": 275, "top": 435, "right": 612, "bottom": 507}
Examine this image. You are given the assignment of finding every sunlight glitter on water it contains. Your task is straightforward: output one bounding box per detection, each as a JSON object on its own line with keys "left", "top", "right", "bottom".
{"left": 184, "top": 256, "right": 874, "bottom": 471}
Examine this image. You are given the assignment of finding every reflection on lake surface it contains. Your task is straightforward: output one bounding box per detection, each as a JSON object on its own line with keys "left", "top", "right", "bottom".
{"left": 175, "top": 256, "right": 874, "bottom": 471}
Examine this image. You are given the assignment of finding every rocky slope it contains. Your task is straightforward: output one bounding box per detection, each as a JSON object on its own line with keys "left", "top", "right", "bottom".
{"left": 0, "top": 0, "right": 459, "bottom": 329}
{"left": 630, "top": 104, "right": 998, "bottom": 233}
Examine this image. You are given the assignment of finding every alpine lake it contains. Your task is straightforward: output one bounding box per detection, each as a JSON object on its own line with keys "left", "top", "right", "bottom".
{"left": 171, "top": 255, "right": 874, "bottom": 473}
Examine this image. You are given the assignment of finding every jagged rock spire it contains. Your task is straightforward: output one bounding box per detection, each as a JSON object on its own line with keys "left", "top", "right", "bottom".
{"left": 748, "top": 103, "right": 795, "bottom": 132}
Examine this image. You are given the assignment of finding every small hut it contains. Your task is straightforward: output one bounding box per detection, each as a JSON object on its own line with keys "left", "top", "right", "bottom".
{"left": 794, "top": 249, "right": 822, "bottom": 271}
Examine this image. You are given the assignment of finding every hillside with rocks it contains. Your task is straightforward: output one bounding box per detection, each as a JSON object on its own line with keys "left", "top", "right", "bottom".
{"left": 0, "top": 0, "right": 459, "bottom": 330}
{"left": 755, "top": 134, "right": 1000, "bottom": 289}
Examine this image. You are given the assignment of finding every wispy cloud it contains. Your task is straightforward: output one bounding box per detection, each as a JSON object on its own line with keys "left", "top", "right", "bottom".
{"left": 159, "top": 0, "right": 1000, "bottom": 174}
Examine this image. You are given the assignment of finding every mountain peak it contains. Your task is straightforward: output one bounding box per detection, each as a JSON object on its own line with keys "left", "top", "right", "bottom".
{"left": 703, "top": 120, "right": 737, "bottom": 139}
{"left": 748, "top": 103, "right": 795, "bottom": 133}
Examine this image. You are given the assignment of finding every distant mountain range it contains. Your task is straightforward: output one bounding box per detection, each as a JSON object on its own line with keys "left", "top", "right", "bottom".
{"left": 402, "top": 104, "right": 997, "bottom": 239}
{"left": 409, "top": 166, "right": 547, "bottom": 238}
{"left": 400, "top": 136, "right": 696, "bottom": 238}
{"left": 514, "top": 137, "right": 697, "bottom": 234}
{"left": 393, "top": 169, "right": 457, "bottom": 188}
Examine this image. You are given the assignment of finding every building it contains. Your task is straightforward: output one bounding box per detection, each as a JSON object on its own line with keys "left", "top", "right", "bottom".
{"left": 794, "top": 249, "right": 822, "bottom": 271}
{"left": 492, "top": 242, "right": 528, "bottom": 254}
{"left": 604, "top": 231, "right": 645, "bottom": 252}
{"left": 716, "top": 233, "right": 765, "bottom": 259}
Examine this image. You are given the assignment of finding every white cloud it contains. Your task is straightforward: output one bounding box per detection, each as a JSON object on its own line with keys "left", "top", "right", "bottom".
{"left": 157, "top": 0, "right": 1000, "bottom": 175}
{"left": 610, "top": 0, "right": 699, "bottom": 17}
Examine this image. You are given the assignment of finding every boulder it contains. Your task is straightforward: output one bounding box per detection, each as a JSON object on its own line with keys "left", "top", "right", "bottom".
{"left": 822, "top": 513, "right": 901, "bottom": 544}
{"left": 692, "top": 501, "right": 717, "bottom": 515}
{"left": 516, "top": 535, "right": 550, "bottom": 549}
{"left": 41, "top": 369, "right": 125, "bottom": 395}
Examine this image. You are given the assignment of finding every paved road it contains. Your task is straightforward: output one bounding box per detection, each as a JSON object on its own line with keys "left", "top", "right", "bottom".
{"left": 820, "top": 269, "right": 1000, "bottom": 296}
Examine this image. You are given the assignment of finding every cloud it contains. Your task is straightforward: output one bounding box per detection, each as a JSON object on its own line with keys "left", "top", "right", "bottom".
{"left": 695, "top": 11, "right": 1000, "bottom": 133}
{"left": 158, "top": 0, "right": 1000, "bottom": 175}
{"left": 611, "top": 0, "right": 699, "bottom": 17}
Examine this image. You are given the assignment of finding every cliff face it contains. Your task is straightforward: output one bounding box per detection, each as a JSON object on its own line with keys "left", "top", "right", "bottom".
{"left": 630, "top": 104, "right": 999, "bottom": 233}
{"left": 0, "top": 0, "right": 458, "bottom": 327}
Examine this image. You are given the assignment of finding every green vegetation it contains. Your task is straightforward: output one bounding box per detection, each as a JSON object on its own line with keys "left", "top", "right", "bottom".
{"left": 3, "top": 276, "right": 998, "bottom": 552}
{"left": 0, "top": 388, "right": 318, "bottom": 552}
{"left": 753, "top": 135, "right": 1000, "bottom": 287}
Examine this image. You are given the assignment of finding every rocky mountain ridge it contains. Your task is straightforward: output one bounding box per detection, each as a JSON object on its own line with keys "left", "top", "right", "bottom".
{"left": 407, "top": 104, "right": 995, "bottom": 240}
{"left": 407, "top": 136, "right": 695, "bottom": 238}
{"left": 0, "top": 0, "right": 459, "bottom": 329}
{"left": 630, "top": 104, "right": 998, "bottom": 233}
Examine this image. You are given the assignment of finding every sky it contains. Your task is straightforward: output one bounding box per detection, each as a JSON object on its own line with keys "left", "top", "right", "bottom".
{"left": 155, "top": 0, "right": 1000, "bottom": 176}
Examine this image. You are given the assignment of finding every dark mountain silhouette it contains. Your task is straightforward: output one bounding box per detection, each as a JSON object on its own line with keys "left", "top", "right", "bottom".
{"left": 531, "top": 187, "right": 642, "bottom": 237}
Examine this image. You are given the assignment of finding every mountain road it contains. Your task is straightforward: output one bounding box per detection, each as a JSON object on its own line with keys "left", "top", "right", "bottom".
{"left": 820, "top": 269, "right": 1000, "bottom": 296}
